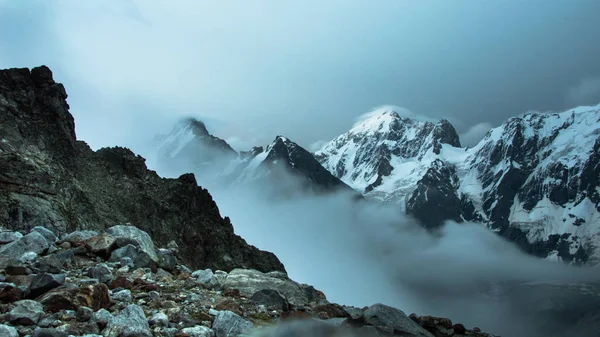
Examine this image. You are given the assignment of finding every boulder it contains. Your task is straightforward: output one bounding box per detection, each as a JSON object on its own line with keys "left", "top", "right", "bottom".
{"left": 61, "top": 231, "right": 99, "bottom": 246}
{"left": 148, "top": 312, "right": 169, "bottom": 327}
{"left": 9, "top": 299, "right": 45, "bottom": 325}
{"left": 222, "top": 269, "right": 310, "bottom": 305}
{"left": 37, "top": 284, "right": 111, "bottom": 312}
{"left": 28, "top": 273, "right": 66, "bottom": 298}
{"left": 31, "top": 226, "right": 58, "bottom": 244}
{"left": 109, "top": 244, "right": 154, "bottom": 269}
{"left": 0, "top": 231, "right": 50, "bottom": 260}
{"left": 111, "top": 289, "right": 132, "bottom": 303}
{"left": 102, "top": 304, "right": 151, "bottom": 337}
{"left": 251, "top": 289, "right": 289, "bottom": 311}
{"left": 0, "top": 231, "right": 23, "bottom": 244}
{"left": 89, "top": 263, "right": 113, "bottom": 284}
{"left": 0, "top": 323, "right": 19, "bottom": 337}
{"left": 106, "top": 225, "right": 159, "bottom": 263}
{"left": 182, "top": 326, "right": 216, "bottom": 337}
{"left": 85, "top": 234, "right": 116, "bottom": 257}
{"left": 363, "top": 304, "right": 434, "bottom": 337}
{"left": 0, "top": 282, "right": 22, "bottom": 303}
{"left": 192, "top": 269, "right": 220, "bottom": 288}
{"left": 157, "top": 248, "right": 177, "bottom": 271}
{"left": 33, "top": 255, "right": 64, "bottom": 274}
{"left": 212, "top": 310, "right": 254, "bottom": 337}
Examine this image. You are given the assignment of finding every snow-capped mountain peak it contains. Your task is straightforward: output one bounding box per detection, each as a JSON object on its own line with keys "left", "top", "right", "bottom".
{"left": 315, "top": 108, "right": 461, "bottom": 196}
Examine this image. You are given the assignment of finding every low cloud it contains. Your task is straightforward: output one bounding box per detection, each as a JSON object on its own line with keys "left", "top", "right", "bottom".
{"left": 148, "top": 153, "right": 600, "bottom": 337}
{"left": 459, "top": 122, "right": 493, "bottom": 147}
{"left": 566, "top": 77, "right": 600, "bottom": 107}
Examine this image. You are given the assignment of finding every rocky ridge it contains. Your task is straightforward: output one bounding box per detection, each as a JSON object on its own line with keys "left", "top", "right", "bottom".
{"left": 0, "top": 224, "right": 495, "bottom": 337}
{"left": 0, "top": 66, "right": 283, "bottom": 273}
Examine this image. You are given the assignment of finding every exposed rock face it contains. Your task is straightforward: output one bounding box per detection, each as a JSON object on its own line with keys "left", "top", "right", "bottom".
{"left": 0, "top": 66, "right": 284, "bottom": 273}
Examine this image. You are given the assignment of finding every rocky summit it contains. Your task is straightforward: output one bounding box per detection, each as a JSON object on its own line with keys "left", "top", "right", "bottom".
{"left": 0, "top": 224, "right": 495, "bottom": 337}
{"left": 0, "top": 66, "right": 283, "bottom": 273}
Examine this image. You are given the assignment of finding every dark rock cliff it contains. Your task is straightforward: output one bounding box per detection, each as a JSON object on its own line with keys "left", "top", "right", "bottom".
{"left": 0, "top": 65, "right": 284, "bottom": 273}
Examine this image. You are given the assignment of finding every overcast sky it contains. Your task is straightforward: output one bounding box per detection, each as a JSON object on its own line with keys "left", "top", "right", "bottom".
{"left": 1, "top": 0, "right": 600, "bottom": 150}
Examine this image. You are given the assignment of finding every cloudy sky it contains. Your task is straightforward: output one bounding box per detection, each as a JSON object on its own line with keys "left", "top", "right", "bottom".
{"left": 1, "top": 0, "right": 600, "bottom": 150}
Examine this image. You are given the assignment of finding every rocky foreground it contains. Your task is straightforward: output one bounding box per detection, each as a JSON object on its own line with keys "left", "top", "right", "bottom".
{"left": 0, "top": 225, "right": 496, "bottom": 337}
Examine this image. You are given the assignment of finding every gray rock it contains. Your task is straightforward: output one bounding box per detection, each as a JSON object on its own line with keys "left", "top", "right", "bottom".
{"left": 109, "top": 244, "right": 154, "bottom": 269}
{"left": 90, "top": 263, "right": 113, "bottom": 284}
{"left": 250, "top": 289, "right": 289, "bottom": 311}
{"left": 28, "top": 273, "right": 66, "bottom": 298}
{"left": 214, "top": 270, "right": 228, "bottom": 284}
{"left": 9, "top": 299, "right": 45, "bottom": 325}
{"left": 31, "top": 328, "right": 69, "bottom": 337}
{"left": 0, "top": 231, "right": 23, "bottom": 244}
{"left": 93, "top": 308, "right": 113, "bottom": 327}
{"left": 148, "top": 291, "right": 160, "bottom": 301}
{"left": 77, "top": 306, "right": 94, "bottom": 322}
{"left": 363, "top": 303, "right": 434, "bottom": 337}
{"left": 186, "top": 293, "right": 201, "bottom": 302}
{"left": 212, "top": 310, "right": 253, "bottom": 337}
{"left": 182, "top": 326, "right": 215, "bottom": 337}
{"left": 157, "top": 248, "right": 177, "bottom": 271}
{"left": 103, "top": 304, "right": 151, "bottom": 337}
{"left": 34, "top": 255, "right": 64, "bottom": 274}
{"left": 0, "top": 232, "right": 50, "bottom": 260}
{"left": 119, "top": 257, "right": 134, "bottom": 268}
{"left": 17, "top": 251, "right": 38, "bottom": 264}
{"left": 111, "top": 289, "right": 132, "bottom": 302}
{"left": 61, "top": 231, "right": 98, "bottom": 245}
{"left": 192, "top": 269, "right": 219, "bottom": 288}
{"left": 31, "top": 226, "right": 58, "bottom": 244}
{"left": 106, "top": 225, "right": 158, "bottom": 263}
{"left": 343, "top": 306, "right": 364, "bottom": 320}
{"left": 222, "top": 269, "right": 309, "bottom": 305}
{"left": 0, "top": 324, "right": 18, "bottom": 337}
{"left": 177, "top": 265, "right": 193, "bottom": 274}
{"left": 148, "top": 312, "right": 169, "bottom": 327}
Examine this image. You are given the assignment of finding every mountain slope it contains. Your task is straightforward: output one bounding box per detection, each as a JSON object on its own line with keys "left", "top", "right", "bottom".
{"left": 152, "top": 117, "right": 237, "bottom": 179}
{"left": 315, "top": 108, "right": 462, "bottom": 209}
{"left": 152, "top": 118, "right": 352, "bottom": 194}
{"left": 221, "top": 136, "right": 353, "bottom": 196}
{"left": 316, "top": 105, "right": 600, "bottom": 263}
{"left": 0, "top": 65, "right": 284, "bottom": 273}
{"left": 462, "top": 105, "right": 600, "bottom": 263}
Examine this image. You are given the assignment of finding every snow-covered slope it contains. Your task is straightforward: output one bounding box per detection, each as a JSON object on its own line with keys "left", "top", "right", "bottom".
{"left": 316, "top": 104, "right": 600, "bottom": 264}
{"left": 314, "top": 107, "right": 461, "bottom": 206}
{"left": 463, "top": 104, "right": 600, "bottom": 263}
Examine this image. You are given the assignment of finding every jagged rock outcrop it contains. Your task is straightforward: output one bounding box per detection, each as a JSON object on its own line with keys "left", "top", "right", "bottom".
{"left": 0, "top": 65, "right": 284, "bottom": 273}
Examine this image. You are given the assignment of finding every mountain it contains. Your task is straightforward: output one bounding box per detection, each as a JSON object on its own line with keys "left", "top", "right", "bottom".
{"left": 0, "top": 65, "right": 284, "bottom": 273}
{"left": 152, "top": 117, "right": 237, "bottom": 179}
{"left": 226, "top": 136, "right": 353, "bottom": 194}
{"left": 316, "top": 106, "right": 600, "bottom": 264}
{"left": 153, "top": 119, "right": 352, "bottom": 194}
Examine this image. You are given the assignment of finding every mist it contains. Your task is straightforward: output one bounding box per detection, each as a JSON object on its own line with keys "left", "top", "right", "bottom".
{"left": 138, "top": 153, "right": 600, "bottom": 337}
